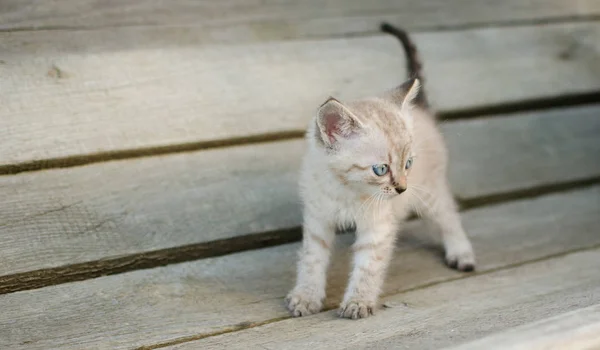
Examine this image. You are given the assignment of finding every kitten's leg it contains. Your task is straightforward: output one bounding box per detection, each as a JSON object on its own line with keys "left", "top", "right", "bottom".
{"left": 339, "top": 219, "right": 396, "bottom": 319}
{"left": 417, "top": 183, "right": 475, "bottom": 271}
{"left": 285, "top": 213, "right": 335, "bottom": 317}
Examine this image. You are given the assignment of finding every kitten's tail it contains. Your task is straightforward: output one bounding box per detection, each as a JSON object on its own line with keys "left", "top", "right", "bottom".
{"left": 380, "top": 22, "right": 429, "bottom": 108}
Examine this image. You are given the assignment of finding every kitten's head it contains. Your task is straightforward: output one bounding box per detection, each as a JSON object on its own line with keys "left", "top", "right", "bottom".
{"left": 314, "top": 78, "right": 421, "bottom": 198}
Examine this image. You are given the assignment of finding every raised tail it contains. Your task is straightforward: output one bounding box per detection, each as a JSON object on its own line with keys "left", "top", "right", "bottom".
{"left": 380, "top": 22, "right": 429, "bottom": 108}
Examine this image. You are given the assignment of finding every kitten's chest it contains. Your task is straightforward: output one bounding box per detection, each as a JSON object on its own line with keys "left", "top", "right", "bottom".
{"left": 332, "top": 194, "right": 396, "bottom": 229}
{"left": 316, "top": 190, "right": 361, "bottom": 229}
{"left": 334, "top": 202, "right": 357, "bottom": 229}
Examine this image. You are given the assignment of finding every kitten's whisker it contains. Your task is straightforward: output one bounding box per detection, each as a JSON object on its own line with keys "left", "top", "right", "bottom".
{"left": 411, "top": 184, "right": 434, "bottom": 198}
{"left": 411, "top": 185, "right": 433, "bottom": 204}
{"left": 407, "top": 188, "right": 424, "bottom": 217}
{"left": 411, "top": 198, "right": 423, "bottom": 218}
{"left": 370, "top": 193, "right": 382, "bottom": 218}
{"left": 367, "top": 193, "right": 379, "bottom": 216}
{"left": 358, "top": 195, "right": 375, "bottom": 219}
{"left": 357, "top": 193, "right": 377, "bottom": 213}
{"left": 365, "top": 192, "right": 386, "bottom": 221}
{"left": 359, "top": 191, "right": 381, "bottom": 220}
{"left": 409, "top": 189, "right": 431, "bottom": 217}
{"left": 410, "top": 201, "right": 422, "bottom": 219}
{"left": 411, "top": 186, "right": 440, "bottom": 214}
{"left": 375, "top": 193, "right": 385, "bottom": 217}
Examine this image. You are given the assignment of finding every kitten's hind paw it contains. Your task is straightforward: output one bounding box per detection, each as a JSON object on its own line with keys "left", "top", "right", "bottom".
{"left": 285, "top": 292, "right": 322, "bottom": 317}
{"left": 338, "top": 300, "right": 375, "bottom": 319}
{"left": 445, "top": 249, "right": 476, "bottom": 272}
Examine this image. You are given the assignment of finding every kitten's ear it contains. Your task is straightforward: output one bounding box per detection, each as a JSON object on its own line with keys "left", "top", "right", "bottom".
{"left": 316, "top": 97, "right": 363, "bottom": 147}
{"left": 387, "top": 78, "right": 421, "bottom": 110}
{"left": 401, "top": 78, "right": 421, "bottom": 110}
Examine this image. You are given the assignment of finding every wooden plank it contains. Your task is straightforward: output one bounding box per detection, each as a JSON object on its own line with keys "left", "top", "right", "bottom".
{"left": 176, "top": 249, "right": 600, "bottom": 350}
{"left": 1, "top": 105, "right": 599, "bottom": 279}
{"left": 1, "top": 0, "right": 598, "bottom": 39}
{"left": 447, "top": 304, "right": 600, "bottom": 350}
{"left": 0, "top": 187, "right": 599, "bottom": 349}
{"left": 2, "top": 22, "right": 600, "bottom": 166}
{"left": 444, "top": 106, "right": 600, "bottom": 200}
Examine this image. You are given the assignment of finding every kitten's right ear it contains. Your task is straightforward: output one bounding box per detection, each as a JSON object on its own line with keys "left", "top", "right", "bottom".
{"left": 315, "top": 97, "right": 363, "bottom": 148}
{"left": 387, "top": 78, "right": 421, "bottom": 109}
{"left": 401, "top": 78, "right": 421, "bottom": 110}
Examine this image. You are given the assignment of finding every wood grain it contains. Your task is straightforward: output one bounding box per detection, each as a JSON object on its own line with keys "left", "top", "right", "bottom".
{"left": 178, "top": 248, "right": 600, "bottom": 350}
{"left": 447, "top": 304, "right": 600, "bottom": 350}
{"left": 1, "top": 105, "right": 599, "bottom": 280}
{"left": 2, "top": 22, "right": 599, "bottom": 166}
{"left": 443, "top": 106, "right": 600, "bottom": 200}
{"left": 1, "top": 186, "right": 599, "bottom": 349}
{"left": 1, "top": 0, "right": 598, "bottom": 40}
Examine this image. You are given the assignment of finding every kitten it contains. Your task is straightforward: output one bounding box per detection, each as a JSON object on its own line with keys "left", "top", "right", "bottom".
{"left": 285, "top": 23, "right": 475, "bottom": 320}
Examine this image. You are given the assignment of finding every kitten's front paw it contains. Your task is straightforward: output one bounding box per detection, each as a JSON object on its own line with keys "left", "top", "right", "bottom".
{"left": 446, "top": 247, "right": 476, "bottom": 272}
{"left": 285, "top": 291, "right": 322, "bottom": 317}
{"left": 338, "top": 300, "right": 375, "bottom": 319}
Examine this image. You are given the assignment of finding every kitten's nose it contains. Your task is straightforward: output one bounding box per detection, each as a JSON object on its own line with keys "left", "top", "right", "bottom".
{"left": 395, "top": 187, "right": 406, "bottom": 194}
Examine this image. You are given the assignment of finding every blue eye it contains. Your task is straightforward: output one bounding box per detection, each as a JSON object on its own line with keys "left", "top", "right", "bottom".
{"left": 372, "top": 164, "right": 389, "bottom": 176}
{"left": 405, "top": 157, "right": 413, "bottom": 170}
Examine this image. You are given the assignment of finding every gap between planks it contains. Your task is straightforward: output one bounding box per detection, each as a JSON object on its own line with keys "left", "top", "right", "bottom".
{"left": 2, "top": 105, "right": 599, "bottom": 294}
{"left": 154, "top": 244, "right": 600, "bottom": 350}
{"left": 141, "top": 243, "right": 600, "bottom": 349}
{"left": 0, "top": 130, "right": 304, "bottom": 176}
{"left": 0, "top": 23, "right": 600, "bottom": 174}
{"left": 2, "top": 93, "right": 599, "bottom": 177}
{"left": 1, "top": 175, "right": 599, "bottom": 296}
{"left": 3, "top": 13, "right": 600, "bottom": 36}
{"left": 2, "top": 185, "right": 599, "bottom": 349}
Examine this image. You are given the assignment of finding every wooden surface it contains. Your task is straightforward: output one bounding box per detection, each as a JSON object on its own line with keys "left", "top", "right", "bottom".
{"left": 448, "top": 305, "right": 600, "bottom": 350}
{"left": 1, "top": 187, "right": 599, "bottom": 349}
{"left": 2, "top": 106, "right": 599, "bottom": 279}
{"left": 1, "top": 0, "right": 598, "bottom": 41}
{"left": 2, "top": 1, "right": 600, "bottom": 348}
{"left": 2, "top": 22, "right": 600, "bottom": 167}
{"left": 443, "top": 106, "right": 600, "bottom": 200}
{"left": 179, "top": 249, "right": 600, "bottom": 350}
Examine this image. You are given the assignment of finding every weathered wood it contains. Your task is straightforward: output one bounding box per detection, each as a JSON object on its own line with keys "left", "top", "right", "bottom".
{"left": 444, "top": 106, "right": 600, "bottom": 201}
{"left": 1, "top": 105, "right": 599, "bottom": 281}
{"left": 2, "top": 22, "right": 599, "bottom": 166}
{"left": 1, "top": 0, "right": 598, "bottom": 40}
{"left": 177, "top": 249, "right": 600, "bottom": 350}
{"left": 0, "top": 187, "right": 599, "bottom": 349}
{"left": 447, "top": 304, "right": 600, "bottom": 350}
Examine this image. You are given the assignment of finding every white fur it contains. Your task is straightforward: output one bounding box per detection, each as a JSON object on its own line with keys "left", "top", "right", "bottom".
{"left": 285, "top": 88, "right": 475, "bottom": 319}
